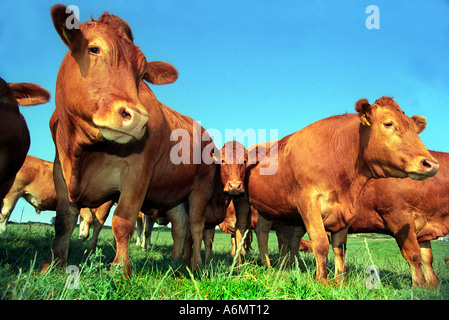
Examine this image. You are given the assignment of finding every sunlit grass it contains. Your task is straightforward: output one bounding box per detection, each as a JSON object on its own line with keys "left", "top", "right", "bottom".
{"left": 0, "top": 223, "right": 448, "bottom": 300}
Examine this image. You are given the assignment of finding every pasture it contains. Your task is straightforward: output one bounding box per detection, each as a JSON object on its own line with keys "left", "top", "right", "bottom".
{"left": 0, "top": 223, "right": 448, "bottom": 300}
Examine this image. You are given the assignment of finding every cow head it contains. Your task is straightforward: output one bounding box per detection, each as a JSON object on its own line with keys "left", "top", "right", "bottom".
{"left": 356, "top": 97, "right": 439, "bottom": 180}
{"left": 219, "top": 141, "right": 248, "bottom": 196}
{"left": 50, "top": 5, "right": 178, "bottom": 144}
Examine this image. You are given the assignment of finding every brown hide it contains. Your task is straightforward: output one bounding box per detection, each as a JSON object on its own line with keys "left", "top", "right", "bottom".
{"left": 351, "top": 150, "right": 449, "bottom": 287}
{"left": 43, "top": 5, "right": 216, "bottom": 276}
{"left": 245, "top": 97, "right": 438, "bottom": 283}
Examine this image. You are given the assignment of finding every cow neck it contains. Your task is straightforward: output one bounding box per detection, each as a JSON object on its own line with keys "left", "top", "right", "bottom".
{"left": 331, "top": 116, "right": 372, "bottom": 208}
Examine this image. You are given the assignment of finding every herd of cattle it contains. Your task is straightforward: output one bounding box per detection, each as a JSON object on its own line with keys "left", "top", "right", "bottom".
{"left": 0, "top": 4, "right": 448, "bottom": 289}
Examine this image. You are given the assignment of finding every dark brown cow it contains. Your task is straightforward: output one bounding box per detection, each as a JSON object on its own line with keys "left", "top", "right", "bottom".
{"left": 241, "top": 97, "right": 439, "bottom": 283}
{"left": 43, "top": 6, "right": 217, "bottom": 276}
{"left": 350, "top": 150, "right": 449, "bottom": 287}
{"left": 0, "top": 78, "right": 50, "bottom": 209}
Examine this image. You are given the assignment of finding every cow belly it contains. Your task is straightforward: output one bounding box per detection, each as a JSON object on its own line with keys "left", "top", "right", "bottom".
{"left": 24, "top": 193, "right": 56, "bottom": 212}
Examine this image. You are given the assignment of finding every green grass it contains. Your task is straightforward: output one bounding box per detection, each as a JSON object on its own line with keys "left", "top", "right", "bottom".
{"left": 0, "top": 223, "right": 448, "bottom": 300}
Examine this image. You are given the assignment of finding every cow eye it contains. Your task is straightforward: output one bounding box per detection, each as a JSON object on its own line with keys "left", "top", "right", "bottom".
{"left": 383, "top": 121, "right": 394, "bottom": 129}
{"left": 88, "top": 47, "right": 100, "bottom": 55}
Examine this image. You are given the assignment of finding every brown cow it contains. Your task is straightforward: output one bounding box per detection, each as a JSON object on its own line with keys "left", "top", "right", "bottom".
{"left": 0, "top": 78, "right": 50, "bottom": 208}
{"left": 350, "top": 150, "right": 449, "bottom": 287}
{"left": 218, "top": 141, "right": 307, "bottom": 266}
{"left": 217, "top": 141, "right": 253, "bottom": 258}
{"left": 219, "top": 200, "right": 258, "bottom": 258}
{"left": 43, "top": 6, "right": 217, "bottom": 276}
{"left": 0, "top": 155, "right": 55, "bottom": 233}
{"left": 184, "top": 141, "right": 245, "bottom": 264}
{"left": 0, "top": 154, "right": 108, "bottom": 238}
{"left": 240, "top": 97, "right": 439, "bottom": 283}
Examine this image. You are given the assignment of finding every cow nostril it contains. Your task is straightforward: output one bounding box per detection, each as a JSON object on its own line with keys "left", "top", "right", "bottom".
{"left": 119, "top": 107, "right": 132, "bottom": 120}
{"left": 422, "top": 159, "right": 432, "bottom": 169}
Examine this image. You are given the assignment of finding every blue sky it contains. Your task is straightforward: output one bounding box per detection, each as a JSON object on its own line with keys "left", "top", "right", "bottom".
{"left": 1, "top": 0, "right": 449, "bottom": 225}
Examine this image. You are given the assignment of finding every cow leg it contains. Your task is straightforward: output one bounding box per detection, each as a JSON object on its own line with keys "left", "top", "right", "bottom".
{"left": 394, "top": 233, "right": 426, "bottom": 287}
{"left": 0, "top": 190, "right": 21, "bottom": 234}
{"left": 289, "top": 225, "right": 306, "bottom": 266}
{"left": 276, "top": 224, "right": 293, "bottom": 265}
{"left": 135, "top": 216, "right": 143, "bottom": 247}
{"left": 187, "top": 193, "right": 209, "bottom": 271}
{"left": 230, "top": 235, "right": 236, "bottom": 258}
{"left": 233, "top": 196, "right": 251, "bottom": 264}
{"left": 42, "top": 155, "right": 79, "bottom": 273}
{"left": 166, "top": 203, "right": 188, "bottom": 262}
{"left": 419, "top": 241, "right": 440, "bottom": 288}
{"left": 112, "top": 193, "right": 145, "bottom": 277}
{"left": 255, "top": 214, "right": 272, "bottom": 267}
{"left": 300, "top": 201, "right": 330, "bottom": 282}
{"left": 331, "top": 227, "right": 349, "bottom": 284}
{"left": 142, "top": 214, "right": 154, "bottom": 250}
{"left": 183, "top": 223, "right": 193, "bottom": 265}
{"left": 78, "top": 208, "right": 92, "bottom": 241}
{"left": 204, "top": 228, "right": 215, "bottom": 263}
{"left": 87, "top": 202, "right": 112, "bottom": 251}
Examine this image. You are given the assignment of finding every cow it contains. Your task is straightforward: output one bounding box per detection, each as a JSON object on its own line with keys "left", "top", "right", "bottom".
{"left": 218, "top": 141, "right": 307, "bottom": 266}
{"left": 349, "top": 150, "right": 449, "bottom": 287}
{"left": 237, "top": 97, "right": 439, "bottom": 283}
{"left": 216, "top": 141, "right": 254, "bottom": 258}
{"left": 219, "top": 200, "right": 258, "bottom": 258}
{"left": 0, "top": 78, "right": 50, "bottom": 209}
{"left": 0, "top": 154, "right": 107, "bottom": 238}
{"left": 184, "top": 141, "right": 245, "bottom": 265}
{"left": 42, "top": 6, "right": 217, "bottom": 276}
{"left": 0, "top": 155, "right": 55, "bottom": 233}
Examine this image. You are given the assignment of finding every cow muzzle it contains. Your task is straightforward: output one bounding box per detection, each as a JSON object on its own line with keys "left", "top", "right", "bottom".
{"left": 93, "top": 101, "right": 149, "bottom": 144}
{"left": 224, "top": 180, "right": 245, "bottom": 195}
{"left": 406, "top": 156, "right": 440, "bottom": 180}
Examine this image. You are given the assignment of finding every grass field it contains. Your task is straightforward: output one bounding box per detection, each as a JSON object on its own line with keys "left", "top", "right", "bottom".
{"left": 0, "top": 223, "right": 448, "bottom": 300}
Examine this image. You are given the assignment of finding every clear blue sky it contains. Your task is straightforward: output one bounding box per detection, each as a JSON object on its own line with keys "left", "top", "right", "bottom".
{"left": 1, "top": 0, "right": 448, "bottom": 225}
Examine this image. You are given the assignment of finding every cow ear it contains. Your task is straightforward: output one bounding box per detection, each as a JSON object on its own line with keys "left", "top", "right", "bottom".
{"left": 355, "top": 98, "right": 372, "bottom": 127}
{"left": 411, "top": 115, "right": 427, "bottom": 134}
{"left": 8, "top": 83, "right": 50, "bottom": 106}
{"left": 51, "top": 4, "right": 83, "bottom": 51}
{"left": 144, "top": 62, "right": 178, "bottom": 85}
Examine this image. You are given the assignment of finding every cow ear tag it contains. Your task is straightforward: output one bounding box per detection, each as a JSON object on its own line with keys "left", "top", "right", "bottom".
{"left": 212, "top": 152, "right": 219, "bottom": 163}
{"left": 362, "top": 114, "right": 371, "bottom": 127}
{"left": 62, "top": 23, "right": 71, "bottom": 45}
